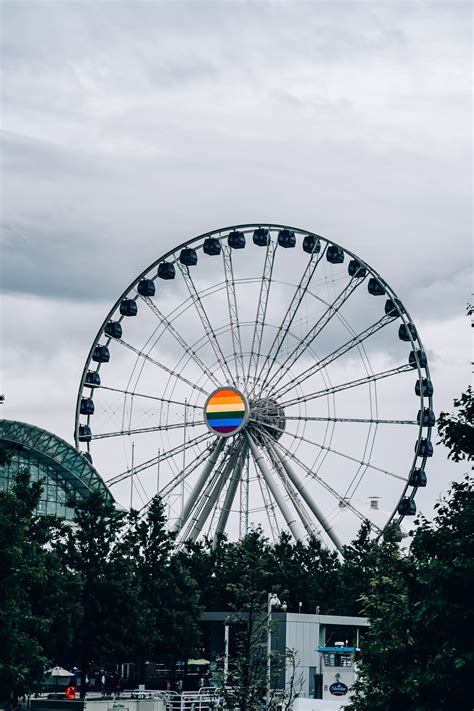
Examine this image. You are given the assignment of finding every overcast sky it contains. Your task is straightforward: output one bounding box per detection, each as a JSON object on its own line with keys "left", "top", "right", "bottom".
{"left": 1, "top": 0, "right": 472, "bottom": 524}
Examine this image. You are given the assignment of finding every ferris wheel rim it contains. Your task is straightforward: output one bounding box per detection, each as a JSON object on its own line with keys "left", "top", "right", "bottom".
{"left": 74, "top": 222, "right": 434, "bottom": 547}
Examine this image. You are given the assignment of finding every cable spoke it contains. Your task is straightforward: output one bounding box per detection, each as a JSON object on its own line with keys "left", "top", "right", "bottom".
{"left": 106, "top": 431, "right": 212, "bottom": 486}
{"left": 263, "top": 421, "right": 405, "bottom": 482}
{"left": 262, "top": 274, "right": 365, "bottom": 394}
{"left": 116, "top": 338, "right": 208, "bottom": 395}
{"left": 251, "top": 415, "right": 417, "bottom": 426}
{"left": 222, "top": 244, "right": 246, "bottom": 386}
{"left": 91, "top": 420, "right": 205, "bottom": 440}
{"left": 140, "top": 295, "right": 220, "bottom": 388}
{"left": 278, "top": 364, "right": 413, "bottom": 409}
{"left": 255, "top": 242, "right": 328, "bottom": 392}
{"left": 177, "top": 261, "right": 236, "bottom": 385}
{"left": 271, "top": 314, "right": 393, "bottom": 400}
{"left": 246, "top": 238, "right": 277, "bottom": 387}
{"left": 97, "top": 385, "right": 201, "bottom": 410}
{"left": 272, "top": 436, "right": 381, "bottom": 533}
{"left": 136, "top": 445, "right": 213, "bottom": 518}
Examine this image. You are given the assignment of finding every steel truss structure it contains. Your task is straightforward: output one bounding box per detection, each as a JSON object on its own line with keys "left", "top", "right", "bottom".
{"left": 74, "top": 224, "right": 434, "bottom": 552}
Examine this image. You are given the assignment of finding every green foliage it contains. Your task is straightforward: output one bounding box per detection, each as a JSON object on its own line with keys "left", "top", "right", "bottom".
{"left": 437, "top": 387, "right": 473, "bottom": 461}
{"left": 0, "top": 468, "right": 73, "bottom": 708}
{"left": 349, "top": 476, "right": 474, "bottom": 711}
{"left": 130, "top": 497, "right": 202, "bottom": 676}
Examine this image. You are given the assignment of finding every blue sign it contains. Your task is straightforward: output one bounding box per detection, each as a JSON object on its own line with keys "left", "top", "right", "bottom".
{"left": 329, "top": 682, "right": 348, "bottom": 696}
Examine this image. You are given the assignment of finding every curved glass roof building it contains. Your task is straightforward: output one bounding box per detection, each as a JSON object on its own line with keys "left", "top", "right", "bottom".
{"left": 0, "top": 419, "right": 113, "bottom": 519}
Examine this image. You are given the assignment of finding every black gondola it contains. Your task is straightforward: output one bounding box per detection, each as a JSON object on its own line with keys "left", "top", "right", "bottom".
{"left": 397, "top": 497, "right": 417, "bottom": 516}
{"left": 80, "top": 398, "right": 95, "bottom": 416}
{"left": 415, "top": 378, "right": 434, "bottom": 397}
{"left": 348, "top": 259, "right": 367, "bottom": 278}
{"left": 327, "top": 245, "right": 344, "bottom": 264}
{"left": 92, "top": 345, "right": 110, "bottom": 363}
{"left": 203, "top": 237, "right": 221, "bottom": 255}
{"left": 415, "top": 438, "right": 433, "bottom": 457}
{"left": 302, "top": 234, "right": 321, "bottom": 254}
{"left": 253, "top": 227, "right": 270, "bottom": 246}
{"left": 368, "top": 277, "right": 386, "bottom": 296}
{"left": 409, "top": 350, "right": 428, "bottom": 369}
{"left": 384, "top": 298, "right": 404, "bottom": 317}
{"left": 417, "top": 408, "right": 436, "bottom": 427}
{"left": 399, "top": 323, "right": 417, "bottom": 342}
{"left": 120, "top": 299, "right": 138, "bottom": 317}
{"left": 78, "top": 425, "right": 92, "bottom": 442}
{"left": 82, "top": 451, "right": 93, "bottom": 463}
{"left": 180, "top": 248, "right": 198, "bottom": 266}
{"left": 137, "top": 279, "right": 155, "bottom": 297}
{"left": 278, "top": 229, "right": 296, "bottom": 248}
{"left": 228, "top": 231, "right": 245, "bottom": 249}
{"left": 408, "top": 469, "right": 427, "bottom": 487}
{"left": 85, "top": 371, "right": 101, "bottom": 387}
{"left": 158, "top": 261, "right": 176, "bottom": 280}
{"left": 104, "top": 321, "right": 122, "bottom": 339}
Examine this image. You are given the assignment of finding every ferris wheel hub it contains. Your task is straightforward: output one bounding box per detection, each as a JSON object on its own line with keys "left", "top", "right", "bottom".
{"left": 249, "top": 396, "right": 286, "bottom": 443}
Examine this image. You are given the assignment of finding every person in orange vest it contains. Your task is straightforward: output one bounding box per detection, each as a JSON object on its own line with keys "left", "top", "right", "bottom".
{"left": 65, "top": 684, "right": 76, "bottom": 700}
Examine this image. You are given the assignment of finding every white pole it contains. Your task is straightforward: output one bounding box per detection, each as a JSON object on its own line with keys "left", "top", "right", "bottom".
{"left": 157, "top": 448, "right": 161, "bottom": 497}
{"left": 181, "top": 400, "right": 187, "bottom": 527}
{"left": 224, "top": 623, "right": 230, "bottom": 682}
{"left": 130, "top": 441, "right": 135, "bottom": 509}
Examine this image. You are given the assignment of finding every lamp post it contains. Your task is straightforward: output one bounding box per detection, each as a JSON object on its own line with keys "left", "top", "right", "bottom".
{"left": 266, "top": 593, "right": 287, "bottom": 710}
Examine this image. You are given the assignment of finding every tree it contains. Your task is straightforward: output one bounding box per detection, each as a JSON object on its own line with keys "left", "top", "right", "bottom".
{"left": 0, "top": 468, "right": 73, "bottom": 709}
{"left": 437, "top": 387, "right": 474, "bottom": 461}
{"left": 131, "top": 496, "right": 202, "bottom": 680}
{"left": 349, "top": 388, "right": 474, "bottom": 711}
{"left": 59, "top": 490, "right": 138, "bottom": 697}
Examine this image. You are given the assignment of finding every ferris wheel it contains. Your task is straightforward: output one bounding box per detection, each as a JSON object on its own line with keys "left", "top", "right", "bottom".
{"left": 74, "top": 224, "right": 434, "bottom": 552}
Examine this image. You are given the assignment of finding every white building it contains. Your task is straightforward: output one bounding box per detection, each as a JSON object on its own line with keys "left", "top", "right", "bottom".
{"left": 201, "top": 611, "right": 368, "bottom": 704}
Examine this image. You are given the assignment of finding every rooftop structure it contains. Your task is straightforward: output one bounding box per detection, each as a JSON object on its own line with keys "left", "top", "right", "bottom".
{"left": 0, "top": 419, "right": 113, "bottom": 520}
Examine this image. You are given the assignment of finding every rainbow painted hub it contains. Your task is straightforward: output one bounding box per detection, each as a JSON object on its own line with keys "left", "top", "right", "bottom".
{"left": 204, "top": 387, "right": 249, "bottom": 437}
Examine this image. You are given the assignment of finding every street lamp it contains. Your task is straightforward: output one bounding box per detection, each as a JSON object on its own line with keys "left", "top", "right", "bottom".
{"left": 266, "top": 593, "right": 287, "bottom": 710}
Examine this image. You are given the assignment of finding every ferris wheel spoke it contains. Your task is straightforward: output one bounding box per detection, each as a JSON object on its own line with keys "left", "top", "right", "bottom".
{"left": 263, "top": 435, "right": 343, "bottom": 550}
{"left": 178, "top": 262, "right": 236, "bottom": 385}
{"left": 262, "top": 274, "right": 366, "bottom": 394}
{"left": 255, "top": 243, "right": 328, "bottom": 393}
{"left": 222, "top": 245, "right": 246, "bottom": 386}
{"left": 212, "top": 445, "right": 248, "bottom": 547}
{"left": 246, "top": 432, "right": 305, "bottom": 541}
{"left": 116, "top": 338, "right": 208, "bottom": 396}
{"left": 274, "top": 424, "right": 405, "bottom": 482}
{"left": 140, "top": 295, "right": 220, "bottom": 388}
{"left": 272, "top": 314, "right": 393, "bottom": 400}
{"left": 97, "top": 385, "right": 201, "bottom": 410}
{"left": 279, "top": 363, "right": 413, "bottom": 409}
{"left": 246, "top": 238, "right": 277, "bottom": 387}
{"left": 91, "top": 420, "right": 205, "bottom": 440}
{"left": 135, "top": 445, "right": 212, "bottom": 518}
{"left": 106, "top": 431, "right": 213, "bottom": 486}
{"left": 272, "top": 437, "right": 381, "bottom": 533}
{"left": 251, "top": 414, "right": 417, "bottom": 426}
